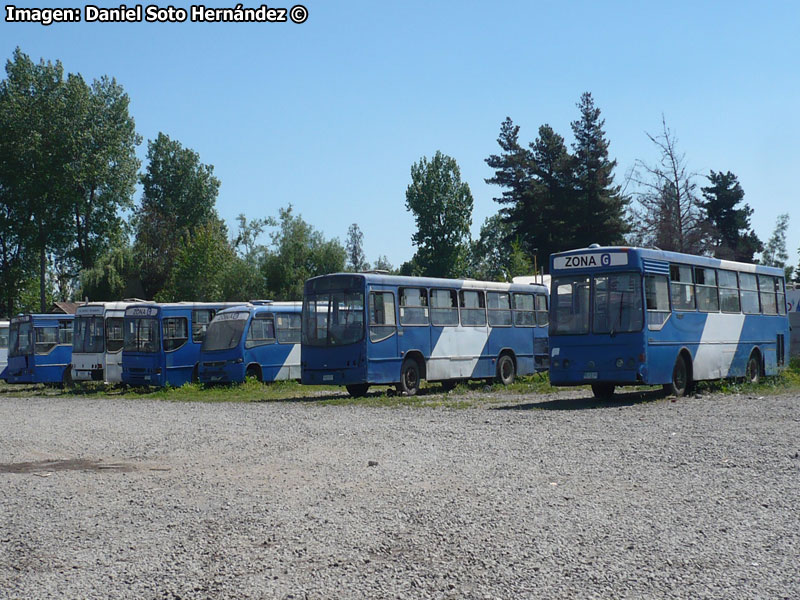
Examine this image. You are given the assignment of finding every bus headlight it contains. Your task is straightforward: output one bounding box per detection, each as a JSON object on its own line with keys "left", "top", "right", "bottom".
{"left": 553, "top": 359, "right": 560, "bottom": 368}
{"left": 615, "top": 358, "right": 624, "bottom": 368}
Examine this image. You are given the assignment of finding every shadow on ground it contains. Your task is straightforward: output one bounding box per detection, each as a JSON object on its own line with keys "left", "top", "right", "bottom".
{"left": 494, "top": 388, "right": 669, "bottom": 411}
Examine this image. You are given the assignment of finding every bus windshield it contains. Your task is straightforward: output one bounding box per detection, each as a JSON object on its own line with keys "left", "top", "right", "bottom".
{"left": 73, "top": 316, "right": 105, "bottom": 354}
{"left": 123, "top": 318, "right": 160, "bottom": 353}
{"left": 202, "top": 314, "right": 248, "bottom": 352}
{"left": 551, "top": 276, "right": 591, "bottom": 335}
{"left": 9, "top": 321, "right": 33, "bottom": 357}
{"left": 303, "top": 290, "right": 365, "bottom": 347}
{"left": 593, "top": 273, "right": 644, "bottom": 334}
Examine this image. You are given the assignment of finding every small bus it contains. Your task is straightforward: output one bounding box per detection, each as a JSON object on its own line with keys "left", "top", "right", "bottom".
{"left": 3, "top": 314, "right": 74, "bottom": 384}
{"left": 71, "top": 301, "right": 143, "bottom": 383}
{"left": 121, "top": 302, "right": 241, "bottom": 387}
{"left": 0, "top": 320, "right": 9, "bottom": 374}
{"left": 548, "top": 245, "right": 790, "bottom": 398}
{"left": 301, "top": 273, "right": 549, "bottom": 396}
{"left": 197, "top": 301, "right": 302, "bottom": 384}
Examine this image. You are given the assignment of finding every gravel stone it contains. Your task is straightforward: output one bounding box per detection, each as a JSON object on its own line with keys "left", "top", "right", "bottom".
{"left": 1, "top": 390, "right": 799, "bottom": 599}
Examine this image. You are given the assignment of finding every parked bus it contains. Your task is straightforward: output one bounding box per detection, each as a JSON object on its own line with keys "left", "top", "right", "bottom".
{"left": 301, "top": 273, "right": 549, "bottom": 396}
{"left": 2, "top": 313, "right": 75, "bottom": 384}
{"left": 197, "top": 301, "right": 302, "bottom": 384}
{"left": 548, "top": 246, "right": 790, "bottom": 398}
{"left": 71, "top": 301, "right": 143, "bottom": 383}
{"left": 121, "top": 302, "right": 241, "bottom": 387}
{"left": 0, "top": 320, "right": 9, "bottom": 374}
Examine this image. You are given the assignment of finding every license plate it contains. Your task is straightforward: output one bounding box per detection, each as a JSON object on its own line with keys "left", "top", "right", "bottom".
{"left": 323, "top": 374, "right": 334, "bottom": 382}
{"left": 583, "top": 371, "right": 598, "bottom": 380}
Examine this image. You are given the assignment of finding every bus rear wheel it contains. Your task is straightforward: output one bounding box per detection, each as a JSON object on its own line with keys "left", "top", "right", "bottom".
{"left": 591, "top": 383, "right": 615, "bottom": 399}
{"left": 745, "top": 352, "right": 761, "bottom": 384}
{"left": 664, "top": 354, "right": 690, "bottom": 397}
{"left": 246, "top": 365, "right": 262, "bottom": 382}
{"left": 346, "top": 384, "right": 369, "bottom": 397}
{"left": 397, "top": 359, "right": 420, "bottom": 396}
{"left": 496, "top": 354, "right": 516, "bottom": 386}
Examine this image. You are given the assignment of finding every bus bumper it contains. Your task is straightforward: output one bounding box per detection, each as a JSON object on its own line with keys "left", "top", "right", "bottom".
{"left": 301, "top": 367, "right": 366, "bottom": 386}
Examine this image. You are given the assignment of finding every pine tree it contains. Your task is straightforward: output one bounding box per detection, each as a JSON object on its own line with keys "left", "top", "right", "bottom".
{"left": 761, "top": 214, "right": 790, "bottom": 278}
{"left": 570, "top": 92, "right": 629, "bottom": 247}
{"left": 700, "top": 171, "right": 761, "bottom": 262}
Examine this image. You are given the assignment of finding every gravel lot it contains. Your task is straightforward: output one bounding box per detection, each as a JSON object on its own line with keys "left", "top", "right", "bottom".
{"left": 1, "top": 389, "right": 799, "bottom": 600}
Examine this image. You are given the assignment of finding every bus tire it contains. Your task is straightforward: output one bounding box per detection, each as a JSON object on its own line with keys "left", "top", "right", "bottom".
{"left": 440, "top": 380, "right": 458, "bottom": 392}
{"left": 591, "top": 383, "right": 615, "bottom": 399}
{"left": 496, "top": 354, "right": 516, "bottom": 386}
{"left": 246, "top": 365, "right": 262, "bottom": 382}
{"left": 664, "top": 354, "right": 690, "bottom": 397}
{"left": 346, "top": 384, "right": 369, "bottom": 397}
{"left": 397, "top": 359, "right": 421, "bottom": 396}
{"left": 746, "top": 352, "right": 761, "bottom": 384}
{"left": 62, "top": 367, "right": 73, "bottom": 389}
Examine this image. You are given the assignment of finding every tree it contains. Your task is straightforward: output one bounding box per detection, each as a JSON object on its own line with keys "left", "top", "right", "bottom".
{"left": 570, "top": 92, "right": 630, "bottom": 247}
{"left": 405, "top": 151, "right": 473, "bottom": 278}
{"left": 79, "top": 243, "right": 144, "bottom": 301}
{"left": 232, "top": 213, "right": 268, "bottom": 262}
{"left": 700, "top": 171, "right": 761, "bottom": 262}
{"left": 260, "top": 206, "right": 346, "bottom": 300}
{"left": 134, "top": 132, "right": 222, "bottom": 298}
{"left": 373, "top": 255, "right": 394, "bottom": 273}
{"left": 345, "top": 223, "right": 369, "bottom": 272}
{"left": 629, "top": 116, "right": 710, "bottom": 254}
{"left": 761, "top": 213, "right": 791, "bottom": 279}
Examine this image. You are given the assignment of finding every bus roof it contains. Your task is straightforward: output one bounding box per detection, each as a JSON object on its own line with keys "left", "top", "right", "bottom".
{"left": 215, "top": 302, "right": 302, "bottom": 318}
{"left": 305, "top": 272, "right": 548, "bottom": 294}
{"left": 550, "top": 246, "right": 785, "bottom": 278}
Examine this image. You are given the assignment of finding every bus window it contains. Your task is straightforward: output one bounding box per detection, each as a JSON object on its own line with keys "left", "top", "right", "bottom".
{"left": 106, "top": 318, "right": 124, "bottom": 352}
{"left": 593, "top": 273, "right": 643, "bottom": 334}
{"left": 246, "top": 315, "right": 275, "bottom": 348}
{"left": 758, "top": 275, "right": 777, "bottom": 315}
{"left": 487, "top": 292, "right": 511, "bottom": 327}
{"left": 777, "top": 278, "right": 787, "bottom": 316}
{"left": 430, "top": 289, "right": 458, "bottom": 326}
{"left": 163, "top": 317, "right": 188, "bottom": 352}
{"left": 0, "top": 326, "right": 7, "bottom": 349}
{"left": 399, "top": 288, "right": 428, "bottom": 326}
{"left": 670, "top": 265, "right": 695, "bottom": 311}
{"left": 192, "top": 309, "right": 215, "bottom": 342}
{"left": 59, "top": 320, "right": 73, "bottom": 345}
{"left": 512, "top": 293, "right": 535, "bottom": 327}
{"left": 459, "top": 290, "right": 486, "bottom": 327}
{"left": 369, "top": 291, "right": 396, "bottom": 342}
{"left": 535, "top": 294, "right": 549, "bottom": 326}
{"left": 550, "top": 277, "right": 590, "bottom": 334}
{"left": 124, "top": 318, "right": 160, "bottom": 353}
{"left": 718, "top": 270, "right": 740, "bottom": 313}
{"left": 645, "top": 274, "right": 670, "bottom": 329}
{"left": 276, "top": 313, "right": 301, "bottom": 344}
{"left": 739, "top": 273, "right": 760, "bottom": 314}
{"left": 35, "top": 327, "right": 59, "bottom": 354}
{"left": 695, "top": 268, "right": 719, "bottom": 312}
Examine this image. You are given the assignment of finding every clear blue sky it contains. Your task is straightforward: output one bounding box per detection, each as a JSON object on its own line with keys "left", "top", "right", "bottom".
{"left": 3, "top": 0, "right": 799, "bottom": 270}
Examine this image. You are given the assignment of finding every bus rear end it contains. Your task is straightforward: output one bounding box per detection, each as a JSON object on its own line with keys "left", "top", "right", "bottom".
{"left": 301, "top": 274, "right": 367, "bottom": 388}
{"left": 548, "top": 248, "right": 649, "bottom": 397}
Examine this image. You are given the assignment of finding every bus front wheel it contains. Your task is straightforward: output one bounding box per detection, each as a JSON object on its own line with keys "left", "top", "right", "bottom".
{"left": 664, "top": 354, "right": 690, "bottom": 397}
{"left": 591, "top": 383, "right": 615, "bottom": 399}
{"left": 346, "top": 384, "right": 369, "bottom": 397}
{"left": 496, "top": 354, "right": 516, "bottom": 386}
{"left": 397, "top": 359, "right": 420, "bottom": 396}
{"left": 745, "top": 352, "right": 761, "bottom": 384}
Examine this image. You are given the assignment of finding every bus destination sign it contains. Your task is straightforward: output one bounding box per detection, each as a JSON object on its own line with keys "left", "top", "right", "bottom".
{"left": 553, "top": 252, "right": 629, "bottom": 270}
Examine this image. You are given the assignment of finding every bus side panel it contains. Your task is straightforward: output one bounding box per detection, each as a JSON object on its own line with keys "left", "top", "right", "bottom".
{"left": 165, "top": 340, "right": 200, "bottom": 386}
{"left": 256, "top": 343, "right": 300, "bottom": 381}
{"left": 397, "top": 325, "right": 431, "bottom": 375}
{"left": 428, "top": 326, "right": 490, "bottom": 380}
{"left": 487, "top": 326, "right": 534, "bottom": 377}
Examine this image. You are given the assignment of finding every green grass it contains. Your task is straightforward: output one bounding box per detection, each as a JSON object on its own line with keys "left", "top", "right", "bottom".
{"left": 1, "top": 360, "right": 798, "bottom": 407}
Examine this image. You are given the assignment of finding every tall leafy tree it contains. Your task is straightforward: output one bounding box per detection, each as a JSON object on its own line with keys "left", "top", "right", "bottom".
{"left": 134, "top": 132, "right": 221, "bottom": 298}
{"left": 345, "top": 223, "right": 369, "bottom": 272}
{"left": 405, "top": 151, "right": 473, "bottom": 278}
{"left": 570, "top": 92, "right": 629, "bottom": 247}
{"left": 629, "top": 117, "right": 710, "bottom": 254}
{"left": 700, "top": 171, "right": 761, "bottom": 262}
{"left": 761, "top": 213, "right": 791, "bottom": 279}
{"left": 373, "top": 255, "right": 394, "bottom": 273}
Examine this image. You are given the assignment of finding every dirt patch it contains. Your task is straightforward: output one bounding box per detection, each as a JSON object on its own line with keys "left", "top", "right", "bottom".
{"left": 0, "top": 459, "right": 138, "bottom": 474}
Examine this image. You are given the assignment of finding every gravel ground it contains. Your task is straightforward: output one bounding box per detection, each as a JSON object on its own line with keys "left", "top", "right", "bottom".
{"left": 1, "top": 389, "right": 799, "bottom": 600}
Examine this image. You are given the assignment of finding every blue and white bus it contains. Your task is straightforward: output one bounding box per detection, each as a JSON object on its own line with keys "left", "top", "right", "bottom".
{"left": 197, "top": 302, "right": 302, "bottom": 384}
{"left": 121, "top": 302, "right": 241, "bottom": 387}
{"left": 301, "top": 273, "right": 549, "bottom": 396}
{"left": 548, "top": 246, "right": 790, "bottom": 398}
{"left": 3, "top": 313, "right": 75, "bottom": 385}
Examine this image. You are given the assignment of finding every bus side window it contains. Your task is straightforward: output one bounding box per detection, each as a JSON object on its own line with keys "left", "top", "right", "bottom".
{"left": 459, "top": 290, "right": 486, "bottom": 327}
{"left": 739, "top": 273, "right": 760, "bottom": 314}
{"left": 430, "top": 289, "right": 458, "bottom": 326}
{"left": 695, "top": 267, "right": 719, "bottom": 312}
{"left": 35, "top": 326, "right": 59, "bottom": 354}
{"left": 512, "top": 293, "right": 535, "bottom": 327}
{"left": 776, "top": 277, "right": 787, "bottom": 316}
{"left": 535, "top": 294, "right": 549, "bottom": 326}
{"left": 246, "top": 315, "right": 276, "bottom": 348}
{"left": 192, "top": 310, "right": 215, "bottom": 343}
{"left": 0, "top": 326, "right": 8, "bottom": 349}
{"left": 645, "top": 274, "right": 670, "bottom": 329}
{"left": 163, "top": 317, "right": 189, "bottom": 352}
{"left": 487, "top": 292, "right": 511, "bottom": 327}
{"left": 758, "top": 275, "right": 778, "bottom": 315}
{"left": 369, "top": 291, "right": 396, "bottom": 342}
{"left": 276, "top": 313, "right": 301, "bottom": 344}
{"left": 718, "top": 270, "right": 740, "bottom": 313}
{"left": 399, "top": 287, "right": 429, "bottom": 326}
{"left": 670, "top": 264, "right": 695, "bottom": 310}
